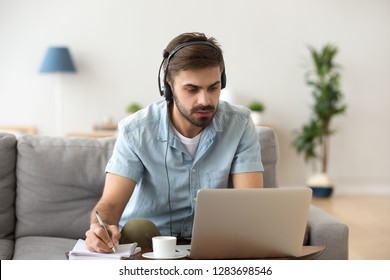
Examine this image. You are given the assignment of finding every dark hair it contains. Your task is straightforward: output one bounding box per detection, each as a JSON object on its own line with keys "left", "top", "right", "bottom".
{"left": 163, "top": 32, "right": 224, "bottom": 82}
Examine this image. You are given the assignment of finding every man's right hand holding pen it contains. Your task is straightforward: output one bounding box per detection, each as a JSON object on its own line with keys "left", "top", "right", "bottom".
{"left": 85, "top": 210, "right": 121, "bottom": 253}
{"left": 85, "top": 173, "right": 136, "bottom": 253}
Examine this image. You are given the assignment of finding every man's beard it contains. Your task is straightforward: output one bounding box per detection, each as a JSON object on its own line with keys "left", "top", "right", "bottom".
{"left": 172, "top": 95, "right": 217, "bottom": 128}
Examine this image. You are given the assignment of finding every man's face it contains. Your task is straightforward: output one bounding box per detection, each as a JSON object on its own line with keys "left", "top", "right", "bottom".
{"left": 170, "top": 66, "right": 222, "bottom": 135}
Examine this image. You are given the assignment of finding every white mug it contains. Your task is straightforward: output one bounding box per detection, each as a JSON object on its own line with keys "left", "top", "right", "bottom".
{"left": 152, "top": 236, "right": 177, "bottom": 258}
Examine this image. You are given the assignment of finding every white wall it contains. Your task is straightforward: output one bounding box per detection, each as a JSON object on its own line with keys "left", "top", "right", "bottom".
{"left": 1, "top": 0, "right": 389, "bottom": 194}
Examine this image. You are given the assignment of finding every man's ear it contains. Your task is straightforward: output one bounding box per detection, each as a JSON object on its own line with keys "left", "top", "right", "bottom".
{"left": 166, "top": 78, "right": 173, "bottom": 89}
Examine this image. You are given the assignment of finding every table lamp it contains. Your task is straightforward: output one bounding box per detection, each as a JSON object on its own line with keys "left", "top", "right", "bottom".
{"left": 40, "top": 46, "right": 77, "bottom": 136}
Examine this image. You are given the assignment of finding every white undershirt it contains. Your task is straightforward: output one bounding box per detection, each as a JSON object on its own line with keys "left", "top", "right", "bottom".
{"left": 172, "top": 126, "right": 202, "bottom": 159}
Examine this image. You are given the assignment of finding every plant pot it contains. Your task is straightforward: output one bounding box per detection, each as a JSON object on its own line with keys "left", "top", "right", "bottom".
{"left": 307, "top": 173, "right": 334, "bottom": 198}
{"left": 250, "top": 111, "right": 262, "bottom": 126}
{"left": 309, "top": 186, "right": 333, "bottom": 197}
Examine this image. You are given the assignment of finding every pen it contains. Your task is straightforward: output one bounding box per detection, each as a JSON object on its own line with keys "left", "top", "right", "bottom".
{"left": 95, "top": 211, "right": 116, "bottom": 253}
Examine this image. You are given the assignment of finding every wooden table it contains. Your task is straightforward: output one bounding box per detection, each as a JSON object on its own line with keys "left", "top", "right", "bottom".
{"left": 130, "top": 246, "right": 325, "bottom": 260}
{"left": 65, "top": 131, "right": 116, "bottom": 138}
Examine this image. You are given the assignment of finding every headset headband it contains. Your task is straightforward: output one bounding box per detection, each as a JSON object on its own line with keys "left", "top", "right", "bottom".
{"left": 157, "top": 40, "right": 226, "bottom": 102}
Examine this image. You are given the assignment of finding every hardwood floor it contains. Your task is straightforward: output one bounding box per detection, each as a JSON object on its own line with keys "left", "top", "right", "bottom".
{"left": 311, "top": 195, "right": 390, "bottom": 260}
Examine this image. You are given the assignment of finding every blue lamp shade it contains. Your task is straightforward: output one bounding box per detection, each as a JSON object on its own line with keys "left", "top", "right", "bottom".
{"left": 40, "top": 47, "right": 77, "bottom": 73}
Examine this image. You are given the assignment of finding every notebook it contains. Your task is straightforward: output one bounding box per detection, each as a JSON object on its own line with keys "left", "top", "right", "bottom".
{"left": 68, "top": 239, "right": 140, "bottom": 260}
{"left": 182, "top": 187, "right": 312, "bottom": 259}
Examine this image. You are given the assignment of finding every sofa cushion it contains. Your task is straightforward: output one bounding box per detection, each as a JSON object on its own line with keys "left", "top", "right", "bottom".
{"left": 15, "top": 136, "right": 116, "bottom": 240}
{"left": 0, "top": 133, "right": 17, "bottom": 241}
{"left": 13, "top": 236, "right": 77, "bottom": 260}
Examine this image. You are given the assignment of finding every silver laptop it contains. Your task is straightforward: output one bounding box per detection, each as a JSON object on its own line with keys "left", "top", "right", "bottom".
{"left": 181, "top": 187, "right": 312, "bottom": 259}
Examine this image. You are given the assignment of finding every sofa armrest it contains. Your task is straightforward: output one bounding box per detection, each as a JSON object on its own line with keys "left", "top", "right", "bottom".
{"left": 307, "top": 205, "right": 349, "bottom": 259}
{"left": 0, "top": 239, "right": 14, "bottom": 260}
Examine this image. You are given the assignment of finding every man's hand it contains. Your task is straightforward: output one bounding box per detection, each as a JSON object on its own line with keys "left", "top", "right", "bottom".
{"left": 84, "top": 173, "right": 136, "bottom": 252}
{"left": 85, "top": 222, "right": 121, "bottom": 253}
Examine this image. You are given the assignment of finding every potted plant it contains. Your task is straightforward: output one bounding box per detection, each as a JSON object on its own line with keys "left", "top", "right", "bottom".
{"left": 248, "top": 100, "right": 265, "bottom": 126}
{"left": 126, "top": 103, "right": 142, "bottom": 115}
{"left": 292, "top": 44, "right": 347, "bottom": 197}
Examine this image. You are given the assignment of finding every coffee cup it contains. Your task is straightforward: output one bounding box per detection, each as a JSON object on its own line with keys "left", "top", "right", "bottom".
{"left": 152, "top": 236, "right": 177, "bottom": 258}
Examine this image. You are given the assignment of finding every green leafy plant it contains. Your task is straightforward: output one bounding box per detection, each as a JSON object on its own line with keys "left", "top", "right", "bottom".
{"left": 292, "top": 44, "right": 346, "bottom": 173}
{"left": 248, "top": 100, "right": 265, "bottom": 112}
{"left": 126, "top": 103, "right": 142, "bottom": 114}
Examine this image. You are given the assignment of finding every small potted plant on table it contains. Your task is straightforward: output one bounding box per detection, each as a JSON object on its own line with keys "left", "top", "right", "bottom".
{"left": 126, "top": 103, "right": 142, "bottom": 115}
{"left": 248, "top": 100, "right": 265, "bottom": 126}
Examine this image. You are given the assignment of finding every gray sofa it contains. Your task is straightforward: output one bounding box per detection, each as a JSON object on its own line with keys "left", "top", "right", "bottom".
{"left": 0, "top": 127, "right": 348, "bottom": 260}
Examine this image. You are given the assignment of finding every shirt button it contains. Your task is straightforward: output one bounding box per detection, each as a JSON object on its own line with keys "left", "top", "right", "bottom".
{"left": 192, "top": 169, "right": 196, "bottom": 173}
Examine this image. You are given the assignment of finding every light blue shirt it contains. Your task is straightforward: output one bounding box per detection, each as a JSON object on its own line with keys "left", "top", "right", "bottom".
{"left": 106, "top": 100, "right": 263, "bottom": 237}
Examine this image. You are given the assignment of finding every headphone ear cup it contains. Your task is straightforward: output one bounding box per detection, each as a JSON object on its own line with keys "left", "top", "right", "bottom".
{"left": 164, "top": 81, "right": 173, "bottom": 102}
{"left": 221, "top": 70, "right": 227, "bottom": 89}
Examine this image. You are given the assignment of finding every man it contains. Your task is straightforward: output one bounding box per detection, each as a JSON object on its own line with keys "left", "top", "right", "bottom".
{"left": 85, "top": 32, "right": 264, "bottom": 252}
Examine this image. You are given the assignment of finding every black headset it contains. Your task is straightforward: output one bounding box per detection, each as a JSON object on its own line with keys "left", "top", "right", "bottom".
{"left": 158, "top": 41, "right": 227, "bottom": 102}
